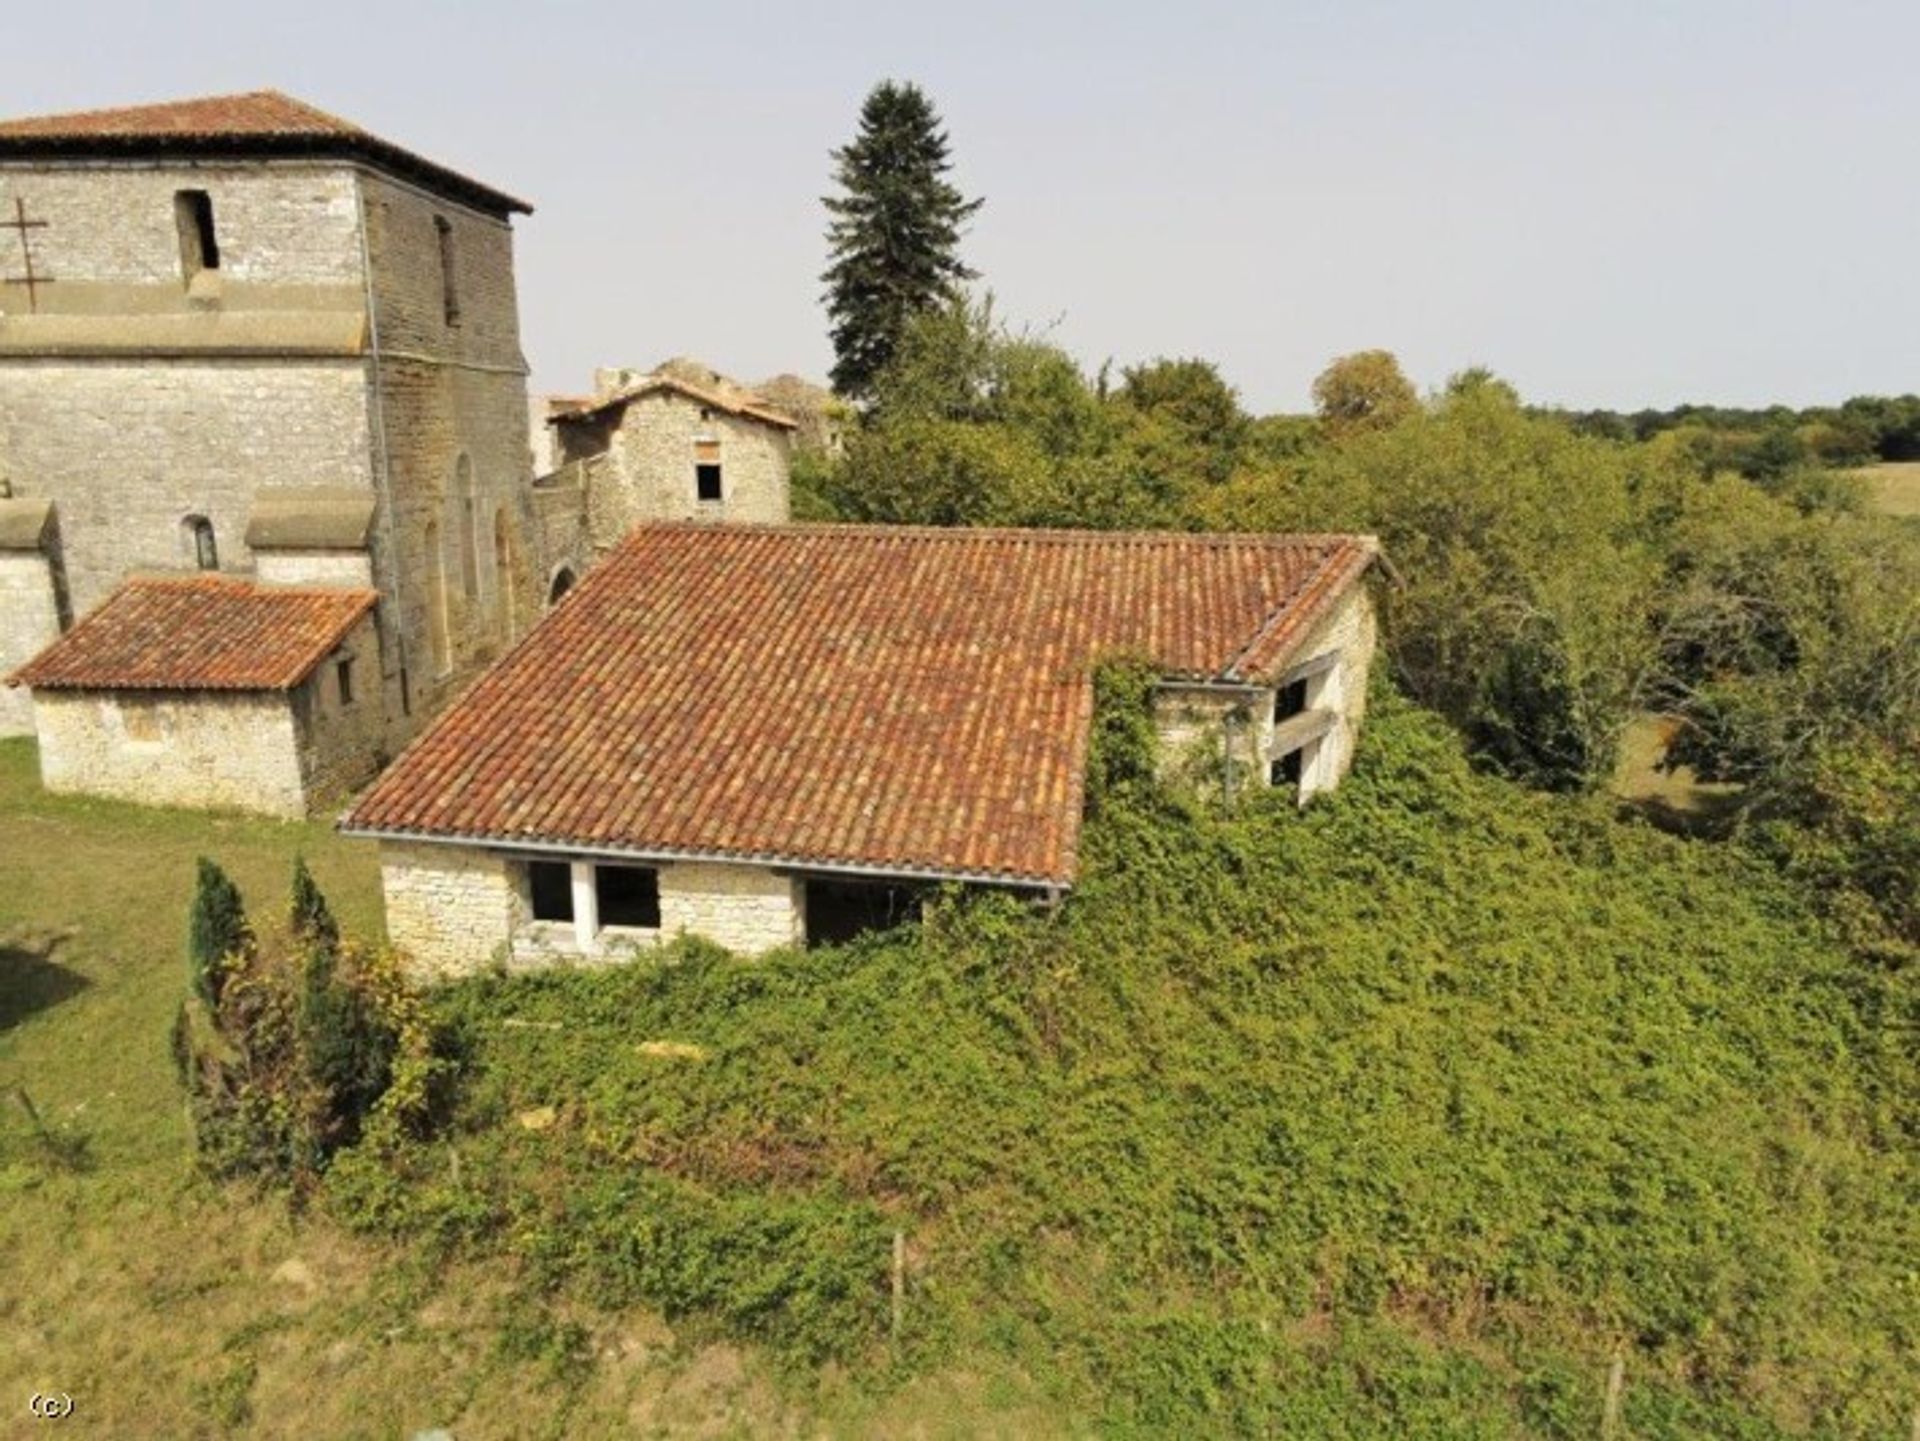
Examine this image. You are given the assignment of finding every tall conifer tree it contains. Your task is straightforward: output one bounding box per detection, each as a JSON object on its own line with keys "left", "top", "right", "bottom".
{"left": 822, "top": 81, "right": 982, "bottom": 401}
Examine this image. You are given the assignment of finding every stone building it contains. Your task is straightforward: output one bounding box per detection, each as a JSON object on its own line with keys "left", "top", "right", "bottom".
{"left": 0, "top": 89, "right": 542, "bottom": 751}
{"left": 535, "top": 366, "right": 796, "bottom": 588}
{"left": 342, "top": 523, "right": 1381, "bottom": 979}
{"left": 10, "top": 574, "right": 381, "bottom": 818}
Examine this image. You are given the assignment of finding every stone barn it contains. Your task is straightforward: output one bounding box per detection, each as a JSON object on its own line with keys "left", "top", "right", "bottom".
{"left": 343, "top": 523, "right": 1381, "bottom": 979}
{"left": 9, "top": 574, "right": 382, "bottom": 818}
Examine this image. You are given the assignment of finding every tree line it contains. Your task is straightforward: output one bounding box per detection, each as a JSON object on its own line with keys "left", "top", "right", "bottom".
{"left": 817, "top": 80, "right": 1917, "bottom": 964}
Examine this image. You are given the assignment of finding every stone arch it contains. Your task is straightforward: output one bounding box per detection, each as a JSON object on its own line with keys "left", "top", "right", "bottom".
{"left": 547, "top": 566, "right": 576, "bottom": 607}
{"left": 455, "top": 454, "right": 479, "bottom": 599}
{"left": 424, "top": 517, "right": 451, "bottom": 675}
{"left": 180, "top": 514, "right": 218, "bottom": 570}
{"left": 493, "top": 507, "right": 516, "bottom": 635}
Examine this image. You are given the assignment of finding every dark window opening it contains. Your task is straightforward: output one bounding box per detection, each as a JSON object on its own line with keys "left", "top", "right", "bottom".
{"left": 1276, "top": 677, "right": 1309, "bottom": 722}
{"left": 1271, "top": 747, "right": 1305, "bottom": 790}
{"left": 695, "top": 463, "right": 723, "bottom": 502}
{"left": 596, "top": 864, "right": 661, "bottom": 929}
{"left": 175, "top": 190, "right": 220, "bottom": 275}
{"left": 805, "top": 878, "right": 924, "bottom": 948}
{"left": 528, "top": 861, "right": 574, "bottom": 923}
{"left": 434, "top": 215, "right": 461, "bottom": 326}
{"left": 184, "top": 515, "right": 218, "bottom": 570}
{"left": 548, "top": 567, "right": 576, "bottom": 606}
{"left": 336, "top": 658, "right": 354, "bottom": 705}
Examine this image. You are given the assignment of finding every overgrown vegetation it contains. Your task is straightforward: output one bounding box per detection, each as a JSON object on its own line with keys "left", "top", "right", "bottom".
{"left": 175, "top": 857, "right": 448, "bottom": 1187}
{"left": 322, "top": 689, "right": 1915, "bottom": 1436}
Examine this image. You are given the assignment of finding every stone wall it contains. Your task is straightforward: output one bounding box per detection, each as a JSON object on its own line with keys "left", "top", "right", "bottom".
{"left": 0, "top": 550, "right": 61, "bottom": 736}
{"left": 378, "top": 842, "right": 808, "bottom": 981}
{"left": 1151, "top": 581, "right": 1379, "bottom": 799}
{"left": 0, "top": 360, "right": 374, "bottom": 617}
{"left": 291, "top": 612, "right": 387, "bottom": 810}
{"left": 0, "top": 160, "right": 365, "bottom": 294}
{"left": 32, "top": 687, "right": 307, "bottom": 816}
{"left": 254, "top": 550, "right": 375, "bottom": 588}
{"left": 359, "top": 172, "right": 539, "bottom": 735}
{"left": 587, "top": 393, "right": 791, "bottom": 548}
{"left": 658, "top": 862, "right": 806, "bottom": 952}
{"left": 379, "top": 841, "right": 519, "bottom": 984}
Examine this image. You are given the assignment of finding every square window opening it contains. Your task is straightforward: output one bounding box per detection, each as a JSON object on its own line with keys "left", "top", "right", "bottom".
{"left": 596, "top": 864, "right": 661, "bottom": 929}
{"left": 527, "top": 861, "right": 574, "bottom": 923}
{"left": 1271, "top": 746, "right": 1306, "bottom": 791}
{"left": 695, "top": 463, "right": 723, "bottom": 502}
{"left": 1275, "top": 677, "right": 1310, "bottom": 722}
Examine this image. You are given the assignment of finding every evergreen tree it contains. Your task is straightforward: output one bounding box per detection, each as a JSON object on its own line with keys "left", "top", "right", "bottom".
{"left": 822, "top": 81, "right": 982, "bottom": 401}
{"left": 288, "top": 855, "right": 339, "bottom": 954}
{"left": 186, "top": 858, "right": 250, "bottom": 1008}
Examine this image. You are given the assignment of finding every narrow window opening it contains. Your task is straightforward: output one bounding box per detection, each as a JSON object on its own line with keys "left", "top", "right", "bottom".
{"left": 183, "top": 515, "right": 218, "bottom": 570}
{"left": 434, "top": 215, "right": 461, "bottom": 327}
{"left": 528, "top": 861, "right": 574, "bottom": 923}
{"left": 548, "top": 567, "right": 576, "bottom": 606}
{"left": 595, "top": 864, "right": 661, "bottom": 929}
{"left": 695, "top": 463, "right": 723, "bottom": 502}
{"left": 174, "top": 190, "right": 220, "bottom": 277}
{"left": 336, "top": 658, "right": 354, "bottom": 706}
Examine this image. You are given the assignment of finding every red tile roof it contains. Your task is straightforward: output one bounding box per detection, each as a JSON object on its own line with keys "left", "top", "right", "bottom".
{"left": 9, "top": 575, "right": 376, "bottom": 692}
{"left": 0, "top": 89, "right": 530, "bottom": 216}
{"left": 554, "top": 374, "right": 799, "bottom": 431}
{"left": 345, "top": 524, "right": 1376, "bottom": 887}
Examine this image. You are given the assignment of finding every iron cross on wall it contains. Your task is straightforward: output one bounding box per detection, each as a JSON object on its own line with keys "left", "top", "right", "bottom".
{"left": 2, "top": 196, "right": 53, "bottom": 312}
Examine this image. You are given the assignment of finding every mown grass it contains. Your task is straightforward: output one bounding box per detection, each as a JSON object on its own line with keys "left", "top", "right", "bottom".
{"left": 325, "top": 689, "right": 1917, "bottom": 1438}
{"left": 1, "top": 740, "right": 1070, "bottom": 1438}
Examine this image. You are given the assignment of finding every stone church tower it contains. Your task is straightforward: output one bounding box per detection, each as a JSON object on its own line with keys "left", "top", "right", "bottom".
{"left": 0, "top": 90, "right": 541, "bottom": 741}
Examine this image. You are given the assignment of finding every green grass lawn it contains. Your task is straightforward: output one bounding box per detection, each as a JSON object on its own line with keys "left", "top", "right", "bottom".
{"left": 1, "top": 739, "right": 1058, "bottom": 1439}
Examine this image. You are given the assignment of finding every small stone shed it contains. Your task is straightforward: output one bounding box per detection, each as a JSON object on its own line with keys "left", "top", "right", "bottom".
{"left": 8, "top": 574, "right": 382, "bottom": 818}
{"left": 344, "top": 523, "right": 1381, "bottom": 979}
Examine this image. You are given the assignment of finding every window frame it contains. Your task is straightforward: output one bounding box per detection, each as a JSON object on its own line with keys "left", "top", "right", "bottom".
{"left": 594, "top": 863, "right": 662, "bottom": 931}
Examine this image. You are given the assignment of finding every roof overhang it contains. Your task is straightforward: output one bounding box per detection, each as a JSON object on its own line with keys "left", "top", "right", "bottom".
{"left": 336, "top": 824, "right": 1066, "bottom": 892}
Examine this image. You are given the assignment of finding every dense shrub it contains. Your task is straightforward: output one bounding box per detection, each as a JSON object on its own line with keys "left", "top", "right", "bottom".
{"left": 329, "top": 688, "right": 1914, "bottom": 1433}
{"left": 177, "top": 859, "right": 444, "bottom": 1185}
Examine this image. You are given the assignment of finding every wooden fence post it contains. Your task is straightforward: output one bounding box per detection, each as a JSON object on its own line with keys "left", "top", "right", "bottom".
{"left": 890, "top": 1230, "right": 906, "bottom": 1346}
{"left": 1601, "top": 1352, "right": 1625, "bottom": 1439}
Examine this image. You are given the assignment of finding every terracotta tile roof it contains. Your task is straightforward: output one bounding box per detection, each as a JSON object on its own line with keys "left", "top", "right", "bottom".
{"left": 9, "top": 575, "right": 376, "bottom": 692}
{"left": 0, "top": 89, "right": 530, "bottom": 216}
{"left": 555, "top": 374, "right": 799, "bottom": 431}
{"left": 345, "top": 524, "right": 1377, "bottom": 887}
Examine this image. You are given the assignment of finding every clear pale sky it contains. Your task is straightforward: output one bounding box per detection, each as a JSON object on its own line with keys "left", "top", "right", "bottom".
{"left": 10, "top": 1, "right": 1917, "bottom": 412}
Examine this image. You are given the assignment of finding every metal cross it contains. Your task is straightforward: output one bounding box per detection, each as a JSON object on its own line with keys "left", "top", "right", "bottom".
{"left": 2, "top": 196, "right": 52, "bottom": 312}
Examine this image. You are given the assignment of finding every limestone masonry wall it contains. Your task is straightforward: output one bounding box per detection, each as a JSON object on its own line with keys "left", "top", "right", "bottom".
{"left": 0, "top": 162, "right": 365, "bottom": 292}
{"left": 0, "top": 361, "right": 374, "bottom": 617}
{"left": 1152, "top": 581, "right": 1378, "bottom": 798}
{"left": 0, "top": 551, "right": 61, "bottom": 736}
{"left": 658, "top": 862, "right": 806, "bottom": 953}
{"left": 380, "top": 841, "right": 518, "bottom": 984}
{"left": 379, "top": 843, "right": 807, "bottom": 981}
{"left": 292, "top": 612, "right": 387, "bottom": 809}
{"left": 588, "top": 392, "right": 791, "bottom": 548}
{"left": 34, "top": 688, "right": 306, "bottom": 816}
